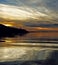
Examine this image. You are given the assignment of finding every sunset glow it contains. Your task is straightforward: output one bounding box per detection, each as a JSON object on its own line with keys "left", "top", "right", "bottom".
{"left": 0, "top": 0, "right": 58, "bottom": 63}
{"left": 3, "top": 24, "right": 13, "bottom": 27}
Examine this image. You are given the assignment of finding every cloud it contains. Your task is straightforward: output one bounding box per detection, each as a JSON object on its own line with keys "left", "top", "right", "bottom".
{"left": 0, "top": 4, "right": 51, "bottom": 21}
{"left": 24, "top": 22, "right": 58, "bottom": 27}
{"left": 43, "top": 0, "right": 58, "bottom": 11}
{"left": 0, "top": 0, "right": 58, "bottom": 11}
{"left": 0, "top": 0, "right": 58, "bottom": 24}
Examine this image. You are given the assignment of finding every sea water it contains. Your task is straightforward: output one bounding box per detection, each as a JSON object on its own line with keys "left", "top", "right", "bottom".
{"left": 0, "top": 32, "right": 58, "bottom": 65}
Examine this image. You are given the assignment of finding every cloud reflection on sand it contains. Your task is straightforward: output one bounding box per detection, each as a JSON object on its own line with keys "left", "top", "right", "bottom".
{"left": 0, "top": 46, "right": 56, "bottom": 62}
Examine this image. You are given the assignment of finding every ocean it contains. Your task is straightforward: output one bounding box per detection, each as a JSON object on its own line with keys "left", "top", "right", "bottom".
{"left": 0, "top": 32, "right": 58, "bottom": 65}
{"left": 0, "top": 31, "right": 58, "bottom": 44}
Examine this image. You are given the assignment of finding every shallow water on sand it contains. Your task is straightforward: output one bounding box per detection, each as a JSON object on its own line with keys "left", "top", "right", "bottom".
{"left": 0, "top": 32, "right": 58, "bottom": 64}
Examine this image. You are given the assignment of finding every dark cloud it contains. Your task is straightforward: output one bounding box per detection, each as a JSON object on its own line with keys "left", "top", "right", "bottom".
{"left": 42, "top": 0, "right": 58, "bottom": 12}
{"left": 24, "top": 22, "right": 58, "bottom": 28}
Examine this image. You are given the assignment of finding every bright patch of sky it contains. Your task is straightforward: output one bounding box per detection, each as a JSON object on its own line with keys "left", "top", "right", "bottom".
{"left": 0, "top": 0, "right": 58, "bottom": 24}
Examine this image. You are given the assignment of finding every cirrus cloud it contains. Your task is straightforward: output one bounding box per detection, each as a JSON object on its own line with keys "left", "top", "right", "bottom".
{"left": 0, "top": 0, "right": 58, "bottom": 24}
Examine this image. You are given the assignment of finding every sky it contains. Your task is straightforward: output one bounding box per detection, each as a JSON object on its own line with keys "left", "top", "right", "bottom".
{"left": 0, "top": 0, "right": 58, "bottom": 29}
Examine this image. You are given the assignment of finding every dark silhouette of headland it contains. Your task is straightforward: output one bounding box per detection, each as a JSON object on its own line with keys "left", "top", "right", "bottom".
{"left": 0, "top": 24, "right": 29, "bottom": 37}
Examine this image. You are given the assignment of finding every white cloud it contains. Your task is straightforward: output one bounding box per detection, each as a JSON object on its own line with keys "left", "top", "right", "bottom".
{"left": 0, "top": 4, "right": 49, "bottom": 21}
{"left": 0, "top": 0, "right": 58, "bottom": 23}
